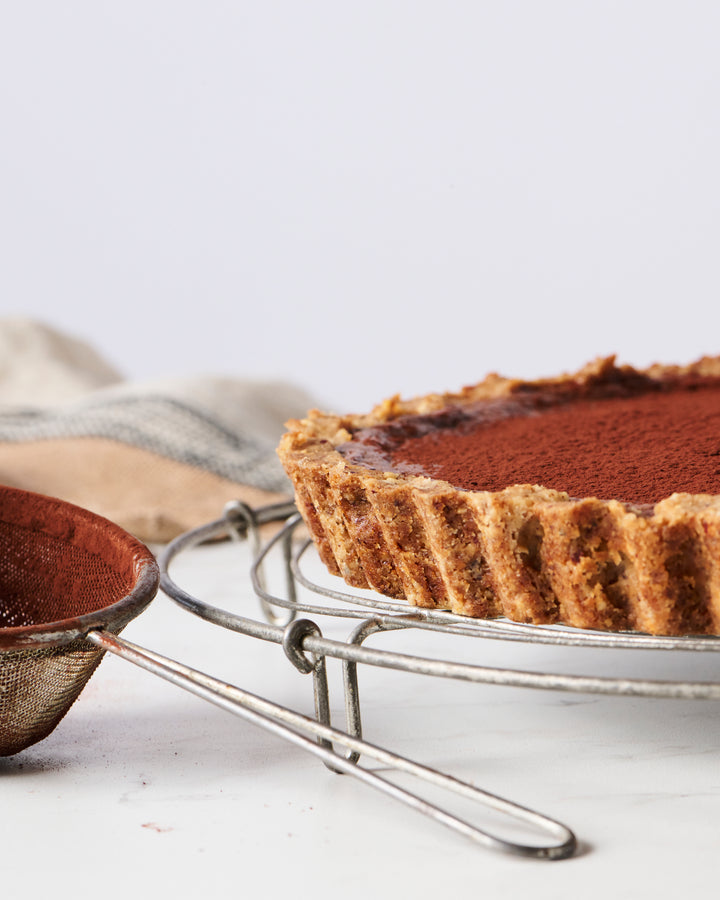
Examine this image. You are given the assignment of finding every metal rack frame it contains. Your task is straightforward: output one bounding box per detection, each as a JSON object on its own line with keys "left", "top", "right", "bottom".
{"left": 158, "top": 500, "right": 720, "bottom": 859}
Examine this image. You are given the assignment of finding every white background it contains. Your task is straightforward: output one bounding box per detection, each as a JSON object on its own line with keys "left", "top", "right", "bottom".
{"left": 2, "top": 2, "right": 719, "bottom": 412}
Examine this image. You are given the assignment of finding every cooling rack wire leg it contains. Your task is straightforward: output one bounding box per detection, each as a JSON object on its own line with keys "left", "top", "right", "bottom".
{"left": 224, "top": 499, "right": 297, "bottom": 627}
{"left": 283, "top": 617, "right": 361, "bottom": 770}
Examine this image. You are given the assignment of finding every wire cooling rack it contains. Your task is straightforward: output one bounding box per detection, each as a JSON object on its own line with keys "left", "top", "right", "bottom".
{"left": 158, "top": 500, "right": 720, "bottom": 859}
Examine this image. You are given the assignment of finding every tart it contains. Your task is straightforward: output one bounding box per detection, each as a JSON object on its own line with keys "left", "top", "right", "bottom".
{"left": 277, "top": 356, "right": 720, "bottom": 636}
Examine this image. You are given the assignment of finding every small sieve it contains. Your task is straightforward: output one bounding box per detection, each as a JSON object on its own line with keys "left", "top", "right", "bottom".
{"left": 0, "top": 485, "right": 575, "bottom": 860}
{"left": 0, "top": 485, "right": 158, "bottom": 756}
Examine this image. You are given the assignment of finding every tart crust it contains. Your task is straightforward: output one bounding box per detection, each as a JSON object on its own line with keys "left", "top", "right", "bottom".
{"left": 277, "top": 356, "right": 720, "bottom": 636}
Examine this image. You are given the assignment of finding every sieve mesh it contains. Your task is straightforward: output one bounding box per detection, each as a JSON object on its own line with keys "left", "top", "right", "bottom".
{"left": 1, "top": 642, "right": 106, "bottom": 754}
{"left": 0, "top": 485, "right": 158, "bottom": 756}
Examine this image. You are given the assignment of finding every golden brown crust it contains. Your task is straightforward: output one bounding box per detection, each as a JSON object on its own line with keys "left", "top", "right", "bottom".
{"left": 277, "top": 356, "right": 720, "bottom": 635}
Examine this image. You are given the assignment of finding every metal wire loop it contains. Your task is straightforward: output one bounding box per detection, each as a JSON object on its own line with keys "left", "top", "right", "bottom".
{"left": 283, "top": 618, "right": 321, "bottom": 675}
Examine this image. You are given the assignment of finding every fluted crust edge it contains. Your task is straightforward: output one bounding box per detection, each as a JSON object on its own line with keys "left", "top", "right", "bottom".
{"left": 278, "top": 356, "right": 720, "bottom": 636}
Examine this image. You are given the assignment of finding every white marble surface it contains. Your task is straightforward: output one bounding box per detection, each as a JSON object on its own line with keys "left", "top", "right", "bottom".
{"left": 4, "top": 534, "right": 720, "bottom": 899}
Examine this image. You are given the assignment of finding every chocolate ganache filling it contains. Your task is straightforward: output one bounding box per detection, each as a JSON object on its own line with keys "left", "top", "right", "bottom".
{"left": 338, "top": 379, "right": 720, "bottom": 505}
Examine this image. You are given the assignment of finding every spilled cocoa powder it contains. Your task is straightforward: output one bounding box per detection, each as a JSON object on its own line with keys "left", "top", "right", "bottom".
{"left": 340, "top": 383, "right": 720, "bottom": 504}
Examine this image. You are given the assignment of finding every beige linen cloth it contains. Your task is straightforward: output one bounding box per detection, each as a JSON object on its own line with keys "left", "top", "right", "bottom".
{"left": 0, "top": 319, "right": 313, "bottom": 543}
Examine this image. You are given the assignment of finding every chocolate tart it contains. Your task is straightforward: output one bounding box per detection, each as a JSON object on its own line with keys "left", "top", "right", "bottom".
{"left": 277, "top": 356, "right": 720, "bottom": 636}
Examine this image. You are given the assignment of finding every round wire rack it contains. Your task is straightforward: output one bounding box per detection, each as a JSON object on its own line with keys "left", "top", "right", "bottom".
{"left": 158, "top": 500, "right": 720, "bottom": 860}
{"left": 161, "top": 500, "right": 720, "bottom": 699}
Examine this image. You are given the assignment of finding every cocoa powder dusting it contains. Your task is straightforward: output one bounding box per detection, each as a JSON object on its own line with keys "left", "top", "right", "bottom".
{"left": 344, "top": 384, "right": 720, "bottom": 504}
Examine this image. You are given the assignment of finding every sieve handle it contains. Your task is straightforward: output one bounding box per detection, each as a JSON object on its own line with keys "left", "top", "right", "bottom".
{"left": 87, "top": 629, "right": 576, "bottom": 860}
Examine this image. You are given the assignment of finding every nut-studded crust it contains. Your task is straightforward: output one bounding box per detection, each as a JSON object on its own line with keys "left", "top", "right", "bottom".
{"left": 277, "top": 356, "right": 720, "bottom": 635}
